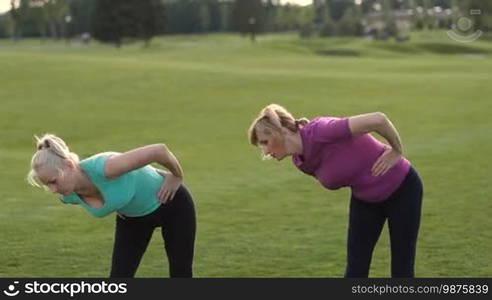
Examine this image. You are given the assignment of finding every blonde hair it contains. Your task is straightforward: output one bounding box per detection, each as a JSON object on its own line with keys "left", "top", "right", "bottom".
{"left": 248, "top": 104, "right": 309, "bottom": 146}
{"left": 27, "top": 134, "right": 79, "bottom": 188}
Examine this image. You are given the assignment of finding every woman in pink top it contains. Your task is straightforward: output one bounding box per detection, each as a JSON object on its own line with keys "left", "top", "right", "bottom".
{"left": 248, "top": 104, "right": 423, "bottom": 277}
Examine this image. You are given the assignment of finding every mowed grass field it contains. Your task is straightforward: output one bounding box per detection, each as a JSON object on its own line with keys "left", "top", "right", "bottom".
{"left": 0, "top": 31, "right": 491, "bottom": 277}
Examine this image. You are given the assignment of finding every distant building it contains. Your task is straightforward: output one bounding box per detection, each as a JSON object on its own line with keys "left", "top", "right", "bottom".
{"left": 363, "top": 6, "right": 454, "bottom": 40}
{"left": 363, "top": 9, "right": 412, "bottom": 40}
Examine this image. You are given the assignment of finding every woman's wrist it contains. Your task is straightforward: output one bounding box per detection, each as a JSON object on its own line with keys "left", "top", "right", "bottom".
{"left": 170, "top": 172, "right": 183, "bottom": 179}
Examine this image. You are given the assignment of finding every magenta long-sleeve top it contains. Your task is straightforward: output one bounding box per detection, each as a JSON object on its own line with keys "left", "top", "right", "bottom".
{"left": 292, "top": 117, "right": 411, "bottom": 203}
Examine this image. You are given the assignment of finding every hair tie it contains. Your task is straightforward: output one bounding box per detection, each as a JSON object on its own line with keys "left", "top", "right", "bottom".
{"left": 37, "top": 139, "right": 50, "bottom": 151}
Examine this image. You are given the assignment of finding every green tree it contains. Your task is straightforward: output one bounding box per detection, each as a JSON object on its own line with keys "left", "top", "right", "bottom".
{"left": 92, "top": 0, "right": 128, "bottom": 46}
{"left": 327, "top": 0, "right": 352, "bottom": 22}
{"left": 232, "top": 0, "right": 264, "bottom": 42}
{"left": 92, "top": 0, "right": 165, "bottom": 47}
{"left": 0, "top": 14, "right": 6, "bottom": 38}
{"left": 422, "top": 0, "right": 432, "bottom": 30}
{"left": 263, "top": 0, "right": 278, "bottom": 32}
{"left": 313, "top": 0, "right": 330, "bottom": 26}
{"left": 338, "top": 6, "right": 359, "bottom": 36}
{"left": 198, "top": 1, "right": 211, "bottom": 32}
{"left": 299, "top": 4, "right": 314, "bottom": 38}
{"left": 206, "top": 0, "right": 222, "bottom": 32}
{"left": 68, "top": 0, "right": 96, "bottom": 36}
{"left": 31, "top": 6, "right": 48, "bottom": 41}
{"left": 30, "top": 0, "right": 69, "bottom": 40}
{"left": 135, "top": 0, "right": 166, "bottom": 46}
{"left": 461, "top": 0, "right": 492, "bottom": 32}
{"left": 8, "top": 0, "right": 30, "bottom": 41}
{"left": 166, "top": 0, "right": 200, "bottom": 34}
{"left": 219, "top": 1, "right": 233, "bottom": 32}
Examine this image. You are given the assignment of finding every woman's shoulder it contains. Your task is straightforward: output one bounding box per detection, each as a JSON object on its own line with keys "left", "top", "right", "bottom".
{"left": 303, "top": 116, "right": 341, "bottom": 132}
{"left": 80, "top": 151, "right": 120, "bottom": 165}
{"left": 80, "top": 152, "right": 121, "bottom": 179}
{"left": 309, "top": 116, "right": 342, "bottom": 123}
{"left": 303, "top": 116, "right": 351, "bottom": 143}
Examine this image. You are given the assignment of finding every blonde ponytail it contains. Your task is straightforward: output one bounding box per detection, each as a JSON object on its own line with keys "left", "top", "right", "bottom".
{"left": 295, "top": 118, "right": 309, "bottom": 127}
{"left": 248, "top": 104, "right": 309, "bottom": 146}
{"left": 27, "top": 134, "right": 79, "bottom": 188}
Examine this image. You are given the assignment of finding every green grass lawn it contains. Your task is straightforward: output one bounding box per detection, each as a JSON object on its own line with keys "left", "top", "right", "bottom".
{"left": 0, "top": 31, "right": 491, "bottom": 277}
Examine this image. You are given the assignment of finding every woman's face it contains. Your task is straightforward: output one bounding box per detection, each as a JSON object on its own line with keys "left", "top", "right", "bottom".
{"left": 36, "top": 164, "right": 76, "bottom": 196}
{"left": 256, "top": 129, "right": 288, "bottom": 161}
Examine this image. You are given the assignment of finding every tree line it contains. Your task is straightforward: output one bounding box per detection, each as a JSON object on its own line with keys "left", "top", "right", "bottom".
{"left": 0, "top": 0, "right": 313, "bottom": 45}
{"left": 0, "top": 0, "right": 490, "bottom": 45}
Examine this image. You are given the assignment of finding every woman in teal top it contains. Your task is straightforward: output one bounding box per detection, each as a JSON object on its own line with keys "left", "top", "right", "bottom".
{"left": 27, "top": 134, "right": 196, "bottom": 277}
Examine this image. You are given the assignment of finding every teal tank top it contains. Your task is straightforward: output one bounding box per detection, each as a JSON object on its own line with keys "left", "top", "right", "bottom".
{"left": 61, "top": 152, "right": 164, "bottom": 218}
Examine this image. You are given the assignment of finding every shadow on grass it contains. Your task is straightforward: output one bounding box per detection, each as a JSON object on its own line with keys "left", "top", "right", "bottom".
{"left": 315, "top": 49, "right": 361, "bottom": 57}
{"left": 476, "top": 32, "right": 492, "bottom": 42}
{"left": 416, "top": 42, "right": 490, "bottom": 55}
{"left": 369, "top": 42, "right": 420, "bottom": 54}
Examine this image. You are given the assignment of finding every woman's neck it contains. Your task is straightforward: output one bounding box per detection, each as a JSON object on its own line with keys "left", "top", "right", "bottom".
{"left": 284, "top": 131, "right": 303, "bottom": 156}
{"left": 73, "top": 166, "right": 98, "bottom": 196}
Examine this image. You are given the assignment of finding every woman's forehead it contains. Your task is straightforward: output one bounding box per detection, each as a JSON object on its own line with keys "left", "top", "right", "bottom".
{"left": 256, "top": 130, "right": 272, "bottom": 140}
{"left": 36, "top": 166, "right": 59, "bottom": 180}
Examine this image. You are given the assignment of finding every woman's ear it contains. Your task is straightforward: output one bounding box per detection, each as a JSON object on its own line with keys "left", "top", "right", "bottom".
{"left": 280, "top": 126, "right": 296, "bottom": 136}
{"left": 64, "top": 159, "right": 76, "bottom": 170}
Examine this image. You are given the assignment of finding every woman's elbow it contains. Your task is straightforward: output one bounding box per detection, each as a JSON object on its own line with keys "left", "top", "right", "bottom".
{"left": 374, "top": 112, "right": 388, "bottom": 128}
{"left": 155, "top": 143, "right": 168, "bottom": 151}
{"left": 154, "top": 143, "right": 170, "bottom": 161}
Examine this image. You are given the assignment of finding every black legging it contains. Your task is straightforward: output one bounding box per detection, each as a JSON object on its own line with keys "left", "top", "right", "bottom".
{"left": 345, "top": 166, "right": 423, "bottom": 278}
{"left": 110, "top": 185, "right": 196, "bottom": 278}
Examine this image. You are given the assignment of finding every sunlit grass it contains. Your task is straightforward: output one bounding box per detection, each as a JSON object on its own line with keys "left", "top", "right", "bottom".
{"left": 0, "top": 31, "right": 491, "bottom": 277}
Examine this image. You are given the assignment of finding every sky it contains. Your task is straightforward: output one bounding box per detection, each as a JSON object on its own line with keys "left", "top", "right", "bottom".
{"left": 280, "top": 0, "right": 312, "bottom": 5}
{"left": 0, "top": 0, "right": 313, "bottom": 14}
{"left": 0, "top": 0, "right": 12, "bottom": 14}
